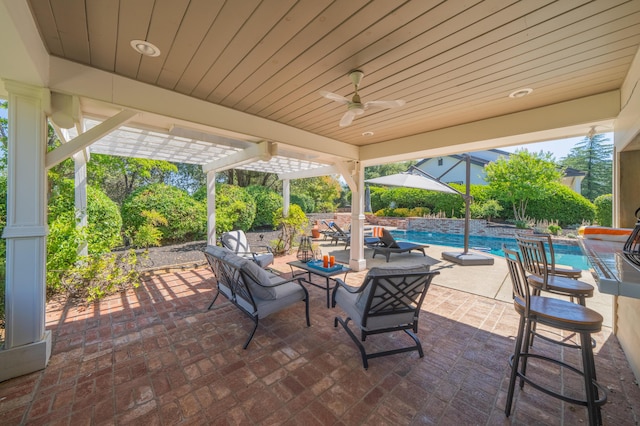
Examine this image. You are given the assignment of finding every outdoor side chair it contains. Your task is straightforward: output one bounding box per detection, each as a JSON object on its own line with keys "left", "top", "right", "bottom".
{"left": 331, "top": 265, "right": 438, "bottom": 369}
{"left": 221, "top": 229, "right": 274, "bottom": 269}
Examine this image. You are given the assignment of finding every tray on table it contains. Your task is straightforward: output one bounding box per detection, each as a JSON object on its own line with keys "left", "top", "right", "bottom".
{"left": 305, "top": 260, "right": 344, "bottom": 273}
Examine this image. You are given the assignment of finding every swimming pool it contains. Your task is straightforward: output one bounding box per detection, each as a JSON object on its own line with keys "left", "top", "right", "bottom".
{"left": 391, "top": 230, "right": 591, "bottom": 271}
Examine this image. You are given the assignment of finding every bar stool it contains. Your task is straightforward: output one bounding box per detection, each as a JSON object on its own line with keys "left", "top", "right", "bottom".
{"left": 525, "top": 233, "right": 583, "bottom": 279}
{"left": 516, "top": 235, "right": 593, "bottom": 305}
{"left": 503, "top": 246, "right": 607, "bottom": 425}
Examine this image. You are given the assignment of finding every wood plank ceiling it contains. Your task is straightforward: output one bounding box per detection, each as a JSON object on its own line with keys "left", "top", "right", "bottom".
{"left": 27, "top": 0, "right": 640, "bottom": 147}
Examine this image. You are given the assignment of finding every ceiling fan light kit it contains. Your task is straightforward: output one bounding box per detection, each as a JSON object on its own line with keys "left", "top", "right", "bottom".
{"left": 321, "top": 70, "right": 405, "bottom": 127}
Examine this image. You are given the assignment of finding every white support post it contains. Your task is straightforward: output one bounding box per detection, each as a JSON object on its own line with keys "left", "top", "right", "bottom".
{"left": 282, "top": 179, "right": 290, "bottom": 218}
{"left": 206, "top": 170, "right": 216, "bottom": 245}
{"left": 0, "top": 81, "right": 51, "bottom": 381}
{"left": 348, "top": 162, "right": 367, "bottom": 271}
{"left": 73, "top": 149, "right": 88, "bottom": 257}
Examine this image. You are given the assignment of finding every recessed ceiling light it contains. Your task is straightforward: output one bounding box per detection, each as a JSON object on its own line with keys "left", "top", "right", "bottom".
{"left": 130, "top": 40, "right": 160, "bottom": 57}
{"left": 362, "top": 131, "right": 374, "bottom": 137}
{"left": 508, "top": 88, "right": 533, "bottom": 98}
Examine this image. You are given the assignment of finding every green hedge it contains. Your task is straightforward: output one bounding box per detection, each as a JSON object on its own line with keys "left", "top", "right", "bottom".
{"left": 122, "top": 183, "right": 206, "bottom": 244}
{"left": 213, "top": 184, "right": 256, "bottom": 234}
{"left": 520, "top": 182, "right": 595, "bottom": 226}
{"left": 48, "top": 179, "right": 122, "bottom": 253}
{"left": 594, "top": 194, "right": 612, "bottom": 227}
{"left": 246, "top": 185, "right": 282, "bottom": 229}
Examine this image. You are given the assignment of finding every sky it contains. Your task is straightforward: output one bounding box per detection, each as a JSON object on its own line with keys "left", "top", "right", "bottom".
{"left": 502, "top": 132, "right": 614, "bottom": 161}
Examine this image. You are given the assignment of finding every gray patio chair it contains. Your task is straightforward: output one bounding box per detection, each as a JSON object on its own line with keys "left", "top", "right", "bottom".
{"left": 331, "top": 265, "right": 438, "bottom": 369}
{"left": 220, "top": 230, "right": 274, "bottom": 269}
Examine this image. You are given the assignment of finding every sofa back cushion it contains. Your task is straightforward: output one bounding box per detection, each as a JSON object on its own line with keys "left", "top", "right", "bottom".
{"left": 241, "top": 259, "right": 278, "bottom": 300}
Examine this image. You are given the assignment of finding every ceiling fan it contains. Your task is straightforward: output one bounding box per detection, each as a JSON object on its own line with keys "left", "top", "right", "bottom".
{"left": 320, "top": 70, "right": 406, "bottom": 127}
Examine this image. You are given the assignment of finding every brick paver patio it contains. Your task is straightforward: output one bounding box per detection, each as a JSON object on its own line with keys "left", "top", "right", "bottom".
{"left": 1, "top": 254, "right": 639, "bottom": 425}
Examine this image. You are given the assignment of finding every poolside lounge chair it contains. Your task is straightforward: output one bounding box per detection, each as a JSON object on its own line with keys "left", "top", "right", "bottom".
{"left": 372, "top": 229, "right": 428, "bottom": 262}
{"left": 319, "top": 220, "right": 338, "bottom": 241}
{"left": 343, "top": 226, "right": 384, "bottom": 250}
{"left": 220, "top": 230, "right": 274, "bottom": 269}
{"left": 330, "top": 223, "right": 350, "bottom": 246}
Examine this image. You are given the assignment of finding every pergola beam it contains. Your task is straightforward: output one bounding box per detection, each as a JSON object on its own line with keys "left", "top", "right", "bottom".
{"left": 277, "top": 165, "right": 338, "bottom": 181}
{"left": 45, "top": 109, "right": 138, "bottom": 169}
{"left": 202, "top": 141, "right": 275, "bottom": 173}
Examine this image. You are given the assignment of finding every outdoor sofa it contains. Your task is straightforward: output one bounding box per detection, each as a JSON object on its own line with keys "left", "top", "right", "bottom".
{"left": 204, "top": 245, "right": 310, "bottom": 349}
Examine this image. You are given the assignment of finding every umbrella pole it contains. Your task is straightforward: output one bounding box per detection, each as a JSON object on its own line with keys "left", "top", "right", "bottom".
{"left": 463, "top": 155, "right": 471, "bottom": 254}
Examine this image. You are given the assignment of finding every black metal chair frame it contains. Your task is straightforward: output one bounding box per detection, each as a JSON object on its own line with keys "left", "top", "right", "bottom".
{"left": 204, "top": 248, "right": 310, "bottom": 349}
{"left": 331, "top": 268, "right": 438, "bottom": 369}
{"left": 515, "top": 235, "right": 592, "bottom": 305}
{"left": 502, "top": 246, "right": 606, "bottom": 425}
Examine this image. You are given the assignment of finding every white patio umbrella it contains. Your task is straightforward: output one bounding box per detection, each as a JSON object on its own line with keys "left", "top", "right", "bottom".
{"left": 365, "top": 162, "right": 494, "bottom": 265}
{"left": 365, "top": 172, "right": 459, "bottom": 194}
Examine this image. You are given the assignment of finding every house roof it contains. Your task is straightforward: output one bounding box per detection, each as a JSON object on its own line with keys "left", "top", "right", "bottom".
{"left": 1, "top": 1, "right": 637, "bottom": 174}
{"left": 415, "top": 150, "right": 587, "bottom": 177}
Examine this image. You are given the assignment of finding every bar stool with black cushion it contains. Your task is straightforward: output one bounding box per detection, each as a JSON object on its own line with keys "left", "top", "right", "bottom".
{"left": 515, "top": 235, "right": 593, "bottom": 305}
{"left": 503, "top": 246, "right": 606, "bottom": 425}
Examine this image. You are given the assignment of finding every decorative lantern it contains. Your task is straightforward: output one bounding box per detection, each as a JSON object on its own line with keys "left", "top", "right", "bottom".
{"left": 297, "top": 236, "right": 314, "bottom": 263}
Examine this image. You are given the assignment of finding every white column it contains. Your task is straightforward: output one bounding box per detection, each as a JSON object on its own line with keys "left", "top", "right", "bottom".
{"left": 349, "top": 162, "right": 367, "bottom": 271}
{"left": 0, "top": 81, "right": 51, "bottom": 381}
{"left": 206, "top": 170, "right": 216, "bottom": 245}
{"left": 73, "top": 151, "right": 88, "bottom": 256}
{"left": 282, "top": 179, "right": 290, "bottom": 217}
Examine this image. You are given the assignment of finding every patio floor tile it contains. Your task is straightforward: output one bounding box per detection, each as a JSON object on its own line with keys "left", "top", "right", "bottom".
{"left": 0, "top": 254, "right": 638, "bottom": 425}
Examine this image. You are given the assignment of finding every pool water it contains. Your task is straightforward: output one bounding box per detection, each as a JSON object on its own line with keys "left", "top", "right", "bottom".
{"left": 391, "top": 230, "right": 591, "bottom": 271}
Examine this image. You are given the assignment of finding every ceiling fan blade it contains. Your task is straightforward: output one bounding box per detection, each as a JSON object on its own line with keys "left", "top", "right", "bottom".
{"left": 339, "top": 110, "right": 357, "bottom": 127}
{"left": 364, "top": 99, "right": 406, "bottom": 109}
{"left": 320, "top": 90, "right": 350, "bottom": 104}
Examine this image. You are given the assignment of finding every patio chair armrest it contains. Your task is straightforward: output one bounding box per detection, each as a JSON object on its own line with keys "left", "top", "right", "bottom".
{"left": 252, "top": 244, "right": 273, "bottom": 254}
{"left": 331, "top": 278, "right": 363, "bottom": 308}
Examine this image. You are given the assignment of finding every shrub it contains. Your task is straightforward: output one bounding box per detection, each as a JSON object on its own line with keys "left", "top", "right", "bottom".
{"left": 122, "top": 183, "right": 206, "bottom": 244}
{"left": 594, "top": 194, "right": 612, "bottom": 227}
{"left": 49, "top": 179, "right": 122, "bottom": 253}
{"left": 246, "top": 185, "right": 282, "bottom": 229}
{"left": 525, "top": 183, "right": 596, "bottom": 226}
{"left": 470, "top": 199, "right": 503, "bottom": 221}
{"left": 272, "top": 204, "right": 307, "bottom": 254}
{"left": 213, "top": 184, "right": 256, "bottom": 234}
{"left": 291, "top": 193, "right": 315, "bottom": 213}
{"left": 60, "top": 250, "right": 140, "bottom": 303}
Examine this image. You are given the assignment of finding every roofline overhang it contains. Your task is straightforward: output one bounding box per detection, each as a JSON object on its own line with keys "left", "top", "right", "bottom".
{"left": 359, "top": 91, "right": 619, "bottom": 166}
{"left": 47, "top": 57, "right": 359, "bottom": 163}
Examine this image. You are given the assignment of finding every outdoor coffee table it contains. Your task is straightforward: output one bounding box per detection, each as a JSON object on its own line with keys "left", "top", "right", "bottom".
{"left": 287, "top": 260, "right": 351, "bottom": 308}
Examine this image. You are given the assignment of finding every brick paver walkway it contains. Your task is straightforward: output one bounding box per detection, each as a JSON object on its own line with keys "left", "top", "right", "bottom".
{"left": 0, "top": 254, "right": 638, "bottom": 425}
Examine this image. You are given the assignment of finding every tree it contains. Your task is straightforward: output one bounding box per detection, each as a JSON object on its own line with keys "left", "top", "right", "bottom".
{"left": 291, "top": 176, "right": 341, "bottom": 212}
{"left": 485, "top": 150, "right": 562, "bottom": 222}
{"left": 88, "top": 155, "right": 178, "bottom": 205}
{"left": 560, "top": 134, "right": 612, "bottom": 200}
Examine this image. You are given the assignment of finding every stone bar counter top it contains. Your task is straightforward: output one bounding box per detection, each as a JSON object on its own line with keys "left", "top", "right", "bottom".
{"left": 579, "top": 238, "right": 640, "bottom": 298}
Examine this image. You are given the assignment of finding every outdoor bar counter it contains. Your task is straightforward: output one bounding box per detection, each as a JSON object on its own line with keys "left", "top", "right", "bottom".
{"left": 579, "top": 238, "right": 640, "bottom": 298}
{"left": 579, "top": 238, "right": 640, "bottom": 381}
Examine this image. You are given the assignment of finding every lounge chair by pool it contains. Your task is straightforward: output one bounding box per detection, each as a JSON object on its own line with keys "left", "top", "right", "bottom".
{"left": 372, "top": 229, "right": 429, "bottom": 262}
